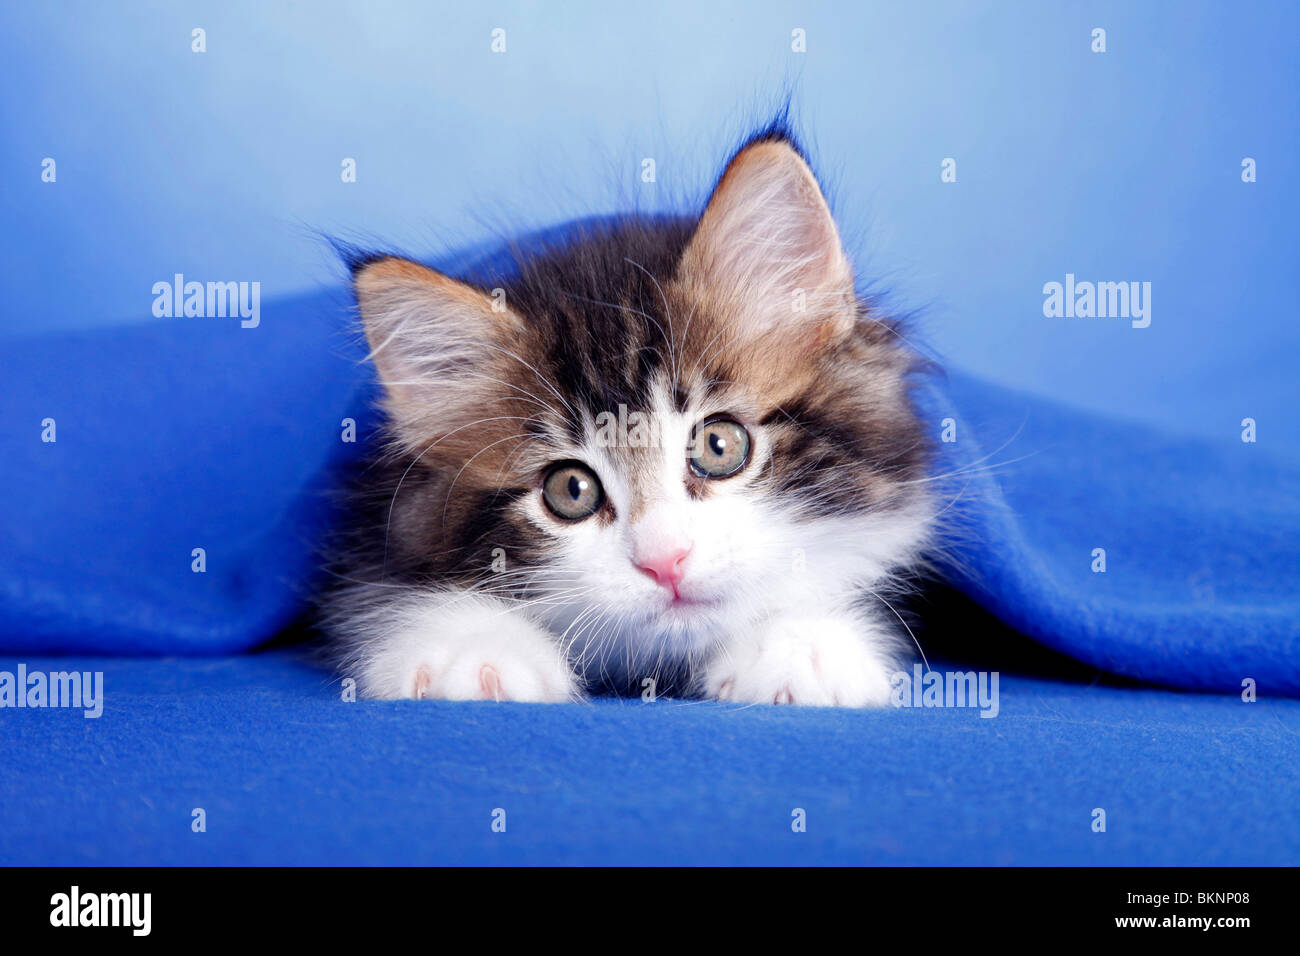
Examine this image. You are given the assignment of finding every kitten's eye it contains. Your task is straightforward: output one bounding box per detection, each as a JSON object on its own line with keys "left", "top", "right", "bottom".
{"left": 689, "top": 417, "right": 751, "bottom": 479}
{"left": 541, "top": 462, "right": 604, "bottom": 521}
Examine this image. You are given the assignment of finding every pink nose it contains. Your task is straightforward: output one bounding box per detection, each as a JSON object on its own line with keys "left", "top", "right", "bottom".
{"left": 636, "top": 546, "right": 692, "bottom": 592}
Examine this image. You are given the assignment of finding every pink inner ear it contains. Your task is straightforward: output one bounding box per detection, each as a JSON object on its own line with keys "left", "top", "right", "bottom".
{"left": 353, "top": 257, "right": 523, "bottom": 453}
{"left": 680, "top": 141, "right": 854, "bottom": 338}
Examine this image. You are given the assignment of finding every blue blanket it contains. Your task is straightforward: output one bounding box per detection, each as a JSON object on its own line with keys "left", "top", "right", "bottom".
{"left": 928, "top": 375, "right": 1300, "bottom": 695}
{"left": 2, "top": 649, "right": 1297, "bottom": 865}
{"left": 2, "top": 255, "right": 1296, "bottom": 694}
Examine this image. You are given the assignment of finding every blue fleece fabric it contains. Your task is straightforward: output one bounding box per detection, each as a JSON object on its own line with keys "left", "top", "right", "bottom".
{"left": 927, "top": 375, "right": 1300, "bottom": 696}
{"left": 0, "top": 289, "right": 369, "bottom": 655}
{"left": 1, "top": 650, "right": 1297, "bottom": 866}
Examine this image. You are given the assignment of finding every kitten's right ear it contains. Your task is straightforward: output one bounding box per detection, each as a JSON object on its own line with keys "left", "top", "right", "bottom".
{"left": 353, "top": 257, "right": 521, "bottom": 448}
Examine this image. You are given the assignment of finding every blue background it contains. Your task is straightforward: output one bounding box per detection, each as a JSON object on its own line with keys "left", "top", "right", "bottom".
{"left": 3, "top": 0, "right": 1297, "bottom": 452}
{"left": 1, "top": 2, "right": 1297, "bottom": 866}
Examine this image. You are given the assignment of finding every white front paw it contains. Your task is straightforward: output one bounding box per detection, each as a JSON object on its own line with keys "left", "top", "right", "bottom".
{"left": 406, "top": 628, "right": 578, "bottom": 703}
{"left": 357, "top": 598, "right": 579, "bottom": 703}
{"left": 703, "top": 615, "right": 895, "bottom": 708}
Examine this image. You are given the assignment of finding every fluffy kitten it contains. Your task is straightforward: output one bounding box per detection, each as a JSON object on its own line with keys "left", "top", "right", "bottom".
{"left": 324, "top": 126, "right": 934, "bottom": 706}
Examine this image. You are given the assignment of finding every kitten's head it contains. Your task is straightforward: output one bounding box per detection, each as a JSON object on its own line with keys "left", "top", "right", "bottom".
{"left": 351, "top": 132, "right": 932, "bottom": 685}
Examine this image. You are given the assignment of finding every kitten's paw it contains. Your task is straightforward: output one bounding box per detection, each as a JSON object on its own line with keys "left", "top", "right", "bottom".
{"left": 703, "top": 616, "right": 894, "bottom": 708}
{"left": 358, "top": 601, "right": 579, "bottom": 703}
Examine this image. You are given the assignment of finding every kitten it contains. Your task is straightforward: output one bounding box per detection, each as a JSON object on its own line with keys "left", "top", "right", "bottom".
{"left": 323, "top": 126, "right": 934, "bottom": 706}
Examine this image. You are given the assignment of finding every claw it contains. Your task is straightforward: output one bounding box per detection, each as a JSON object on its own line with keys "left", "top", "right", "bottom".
{"left": 479, "top": 664, "right": 505, "bottom": 701}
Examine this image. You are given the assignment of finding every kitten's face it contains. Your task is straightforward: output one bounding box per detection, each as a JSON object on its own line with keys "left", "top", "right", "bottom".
{"left": 353, "top": 137, "right": 931, "bottom": 683}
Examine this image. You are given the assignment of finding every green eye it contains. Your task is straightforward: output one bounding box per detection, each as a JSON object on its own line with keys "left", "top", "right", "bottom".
{"left": 542, "top": 462, "right": 604, "bottom": 521}
{"left": 689, "top": 417, "right": 751, "bottom": 479}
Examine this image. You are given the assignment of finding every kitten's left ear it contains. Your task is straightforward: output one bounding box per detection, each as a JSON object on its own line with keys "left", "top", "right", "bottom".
{"left": 677, "top": 137, "right": 856, "bottom": 347}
